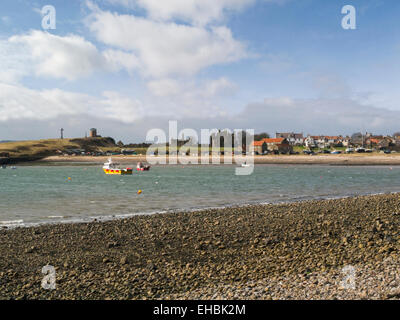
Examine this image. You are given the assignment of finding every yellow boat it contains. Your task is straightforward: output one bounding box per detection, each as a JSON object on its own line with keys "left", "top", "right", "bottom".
{"left": 103, "top": 158, "right": 133, "bottom": 175}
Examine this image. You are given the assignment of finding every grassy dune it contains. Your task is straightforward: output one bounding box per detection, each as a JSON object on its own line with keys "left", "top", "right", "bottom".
{"left": 0, "top": 137, "right": 118, "bottom": 161}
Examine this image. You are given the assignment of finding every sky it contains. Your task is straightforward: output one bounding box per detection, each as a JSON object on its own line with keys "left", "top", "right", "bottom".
{"left": 1, "top": 0, "right": 400, "bottom": 142}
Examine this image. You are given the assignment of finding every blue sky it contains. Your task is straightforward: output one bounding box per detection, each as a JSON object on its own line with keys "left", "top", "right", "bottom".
{"left": 1, "top": 0, "right": 400, "bottom": 142}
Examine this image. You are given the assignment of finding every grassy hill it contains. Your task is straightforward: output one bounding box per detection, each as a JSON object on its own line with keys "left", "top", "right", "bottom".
{"left": 0, "top": 137, "right": 118, "bottom": 163}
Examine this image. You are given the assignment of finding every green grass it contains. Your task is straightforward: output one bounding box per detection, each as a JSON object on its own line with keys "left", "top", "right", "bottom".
{"left": 130, "top": 147, "right": 148, "bottom": 155}
{"left": 0, "top": 137, "right": 118, "bottom": 159}
{"left": 293, "top": 146, "right": 306, "bottom": 152}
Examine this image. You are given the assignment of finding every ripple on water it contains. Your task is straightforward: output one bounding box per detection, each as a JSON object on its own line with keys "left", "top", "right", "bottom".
{"left": 1, "top": 165, "right": 400, "bottom": 226}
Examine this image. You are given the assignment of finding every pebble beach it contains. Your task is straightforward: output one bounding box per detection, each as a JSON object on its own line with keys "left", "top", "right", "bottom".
{"left": 1, "top": 193, "right": 400, "bottom": 300}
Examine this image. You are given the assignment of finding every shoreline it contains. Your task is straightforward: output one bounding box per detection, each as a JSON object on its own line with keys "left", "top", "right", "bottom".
{"left": 1, "top": 191, "right": 390, "bottom": 229}
{"left": 31, "top": 154, "right": 400, "bottom": 166}
{"left": 2, "top": 193, "right": 400, "bottom": 299}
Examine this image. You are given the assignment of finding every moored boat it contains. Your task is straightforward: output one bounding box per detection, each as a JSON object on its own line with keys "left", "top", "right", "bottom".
{"left": 103, "top": 158, "right": 133, "bottom": 175}
{"left": 136, "top": 162, "right": 151, "bottom": 171}
{"left": 241, "top": 162, "right": 251, "bottom": 167}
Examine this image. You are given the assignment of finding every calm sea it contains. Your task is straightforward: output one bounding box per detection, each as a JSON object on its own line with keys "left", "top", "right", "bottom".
{"left": 1, "top": 164, "right": 400, "bottom": 227}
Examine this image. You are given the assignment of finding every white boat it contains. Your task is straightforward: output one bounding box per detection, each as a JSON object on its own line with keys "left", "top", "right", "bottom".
{"left": 103, "top": 158, "right": 133, "bottom": 175}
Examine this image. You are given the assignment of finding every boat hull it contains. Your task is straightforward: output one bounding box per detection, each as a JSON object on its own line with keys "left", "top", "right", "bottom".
{"left": 103, "top": 168, "right": 133, "bottom": 175}
{"left": 137, "top": 167, "right": 150, "bottom": 171}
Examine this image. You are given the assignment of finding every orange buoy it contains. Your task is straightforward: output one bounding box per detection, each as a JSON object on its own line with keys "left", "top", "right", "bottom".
{"left": 137, "top": 190, "right": 142, "bottom": 194}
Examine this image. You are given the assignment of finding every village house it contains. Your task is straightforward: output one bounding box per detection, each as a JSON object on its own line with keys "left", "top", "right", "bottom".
{"left": 393, "top": 133, "right": 400, "bottom": 141}
{"left": 304, "top": 136, "right": 317, "bottom": 148}
{"left": 252, "top": 131, "right": 400, "bottom": 151}
{"left": 275, "top": 132, "right": 304, "bottom": 145}
{"left": 366, "top": 137, "right": 391, "bottom": 150}
{"left": 392, "top": 138, "right": 400, "bottom": 147}
{"left": 304, "top": 135, "right": 345, "bottom": 149}
{"left": 313, "top": 136, "right": 326, "bottom": 148}
{"left": 324, "top": 136, "right": 342, "bottom": 146}
{"left": 251, "top": 140, "right": 268, "bottom": 154}
{"left": 251, "top": 138, "right": 292, "bottom": 154}
{"left": 304, "top": 135, "right": 328, "bottom": 148}
{"left": 341, "top": 136, "right": 351, "bottom": 147}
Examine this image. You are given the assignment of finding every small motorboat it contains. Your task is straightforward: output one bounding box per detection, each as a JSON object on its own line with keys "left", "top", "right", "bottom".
{"left": 136, "top": 162, "right": 151, "bottom": 171}
{"left": 103, "top": 158, "right": 133, "bottom": 175}
{"left": 241, "top": 162, "right": 251, "bottom": 167}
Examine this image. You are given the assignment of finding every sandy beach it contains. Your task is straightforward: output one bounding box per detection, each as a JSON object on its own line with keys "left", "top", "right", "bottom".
{"left": 36, "top": 153, "right": 400, "bottom": 166}
{"left": 1, "top": 193, "right": 400, "bottom": 300}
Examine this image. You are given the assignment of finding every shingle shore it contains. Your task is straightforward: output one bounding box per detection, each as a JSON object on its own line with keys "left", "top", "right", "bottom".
{"left": 1, "top": 193, "right": 400, "bottom": 300}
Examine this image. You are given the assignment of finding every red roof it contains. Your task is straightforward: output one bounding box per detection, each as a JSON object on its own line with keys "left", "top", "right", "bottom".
{"left": 252, "top": 141, "right": 265, "bottom": 146}
{"left": 369, "top": 138, "right": 381, "bottom": 144}
{"left": 261, "top": 138, "right": 285, "bottom": 144}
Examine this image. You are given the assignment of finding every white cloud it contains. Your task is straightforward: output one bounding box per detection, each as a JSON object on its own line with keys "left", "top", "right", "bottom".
{"left": 105, "top": 0, "right": 256, "bottom": 26}
{"left": 0, "top": 40, "right": 31, "bottom": 83}
{"left": 87, "top": 8, "right": 248, "bottom": 78}
{"left": 312, "top": 74, "right": 352, "bottom": 99}
{"left": 204, "top": 77, "right": 237, "bottom": 97}
{"left": 145, "top": 77, "right": 237, "bottom": 118}
{"left": 99, "top": 91, "right": 144, "bottom": 123}
{"left": 146, "top": 78, "right": 182, "bottom": 97}
{"left": 104, "top": 0, "right": 286, "bottom": 26}
{"left": 0, "top": 82, "right": 144, "bottom": 123}
{"left": 102, "top": 49, "right": 139, "bottom": 73}
{"left": 147, "top": 77, "right": 237, "bottom": 98}
{"left": 6, "top": 12, "right": 247, "bottom": 81}
{"left": 9, "top": 31, "right": 105, "bottom": 80}
{"left": 8, "top": 30, "right": 138, "bottom": 81}
{"left": 2, "top": 85, "right": 400, "bottom": 141}
{"left": 235, "top": 97, "right": 400, "bottom": 135}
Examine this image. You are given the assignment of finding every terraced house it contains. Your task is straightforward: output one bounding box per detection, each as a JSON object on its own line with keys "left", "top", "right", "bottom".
{"left": 275, "top": 132, "right": 304, "bottom": 145}
{"left": 304, "top": 135, "right": 347, "bottom": 149}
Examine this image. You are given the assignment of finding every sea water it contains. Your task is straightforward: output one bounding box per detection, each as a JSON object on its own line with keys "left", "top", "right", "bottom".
{"left": 1, "top": 164, "right": 400, "bottom": 227}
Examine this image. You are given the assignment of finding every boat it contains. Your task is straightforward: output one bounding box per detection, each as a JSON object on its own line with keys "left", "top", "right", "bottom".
{"left": 136, "top": 162, "right": 151, "bottom": 171}
{"left": 103, "top": 158, "right": 133, "bottom": 175}
{"left": 241, "top": 162, "right": 252, "bottom": 167}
